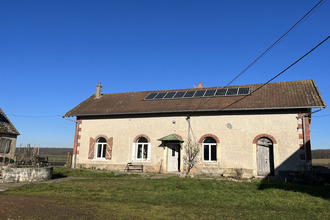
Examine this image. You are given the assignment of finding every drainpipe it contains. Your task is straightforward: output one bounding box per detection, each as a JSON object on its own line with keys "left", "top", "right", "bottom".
{"left": 302, "top": 107, "right": 323, "bottom": 169}
{"left": 301, "top": 116, "right": 307, "bottom": 165}
{"left": 64, "top": 117, "right": 79, "bottom": 168}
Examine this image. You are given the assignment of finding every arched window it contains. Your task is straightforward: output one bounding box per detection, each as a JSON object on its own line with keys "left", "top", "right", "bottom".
{"left": 132, "top": 135, "right": 151, "bottom": 162}
{"left": 96, "top": 137, "right": 107, "bottom": 159}
{"left": 88, "top": 136, "right": 112, "bottom": 160}
{"left": 203, "top": 137, "right": 217, "bottom": 162}
{"left": 137, "top": 137, "right": 148, "bottom": 160}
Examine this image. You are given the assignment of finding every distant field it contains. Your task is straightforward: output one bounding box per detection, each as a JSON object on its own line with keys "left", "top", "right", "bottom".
{"left": 15, "top": 148, "right": 72, "bottom": 167}
{"left": 312, "top": 159, "right": 330, "bottom": 168}
{"left": 16, "top": 147, "right": 72, "bottom": 155}
{"left": 39, "top": 154, "right": 69, "bottom": 167}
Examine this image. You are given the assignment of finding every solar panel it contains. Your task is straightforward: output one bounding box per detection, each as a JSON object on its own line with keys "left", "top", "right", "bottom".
{"left": 145, "top": 87, "right": 250, "bottom": 100}
{"left": 215, "top": 89, "right": 227, "bottom": 96}
{"left": 226, "top": 88, "right": 238, "bottom": 96}
{"left": 145, "top": 93, "right": 158, "bottom": 100}
{"left": 204, "top": 89, "right": 216, "bottom": 97}
{"left": 238, "top": 87, "right": 250, "bottom": 95}
{"left": 183, "top": 91, "right": 196, "bottom": 98}
{"left": 154, "top": 92, "right": 167, "bottom": 99}
{"left": 194, "top": 90, "right": 206, "bottom": 97}
{"left": 164, "top": 92, "right": 176, "bottom": 99}
{"left": 173, "top": 91, "right": 185, "bottom": 98}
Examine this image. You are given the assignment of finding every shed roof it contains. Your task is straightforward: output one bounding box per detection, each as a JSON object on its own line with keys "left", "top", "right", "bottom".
{"left": 64, "top": 80, "right": 326, "bottom": 117}
{"left": 0, "top": 108, "right": 20, "bottom": 135}
{"left": 158, "top": 134, "right": 184, "bottom": 142}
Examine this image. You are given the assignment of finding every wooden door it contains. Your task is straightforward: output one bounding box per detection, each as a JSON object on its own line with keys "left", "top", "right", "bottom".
{"left": 257, "top": 138, "right": 274, "bottom": 176}
{"left": 167, "top": 144, "right": 180, "bottom": 172}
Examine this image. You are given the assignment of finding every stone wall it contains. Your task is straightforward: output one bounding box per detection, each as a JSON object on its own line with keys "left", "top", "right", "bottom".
{"left": 1, "top": 166, "right": 53, "bottom": 183}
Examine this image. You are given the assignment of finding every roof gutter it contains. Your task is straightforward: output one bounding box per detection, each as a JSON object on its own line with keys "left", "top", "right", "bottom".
{"left": 65, "top": 105, "right": 325, "bottom": 117}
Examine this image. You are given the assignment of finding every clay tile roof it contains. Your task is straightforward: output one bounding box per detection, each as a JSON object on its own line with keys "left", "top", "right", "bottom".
{"left": 64, "top": 80, "right": 326, "bottom": 117}
{"left": 0, "top": 108, "right": 20, "bottom": 135}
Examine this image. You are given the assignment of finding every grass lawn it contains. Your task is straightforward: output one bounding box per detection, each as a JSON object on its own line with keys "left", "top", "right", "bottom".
{"left": 1, "top": 167, "right": 330, "bottom": 219}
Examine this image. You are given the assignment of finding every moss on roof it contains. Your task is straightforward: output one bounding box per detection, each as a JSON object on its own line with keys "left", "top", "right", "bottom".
{"left": 64, "top": 80, "right": 326, "bottom": 117}
{"left": 0, "top": 108, "right": 20, "bottom": 135}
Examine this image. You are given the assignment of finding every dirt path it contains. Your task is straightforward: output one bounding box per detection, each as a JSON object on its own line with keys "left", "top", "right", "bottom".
{"left": 0, "top": 195, "right": 97, "bottom": 220}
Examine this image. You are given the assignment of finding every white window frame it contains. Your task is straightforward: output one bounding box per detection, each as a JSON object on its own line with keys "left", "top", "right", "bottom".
{"left": 94, "top": 138, "right": 107, "bottom": 160}
{"left": 132, "top": 138, "right": 151, "bottom": 162}
{"left": 203, "top": 138, "right": 217, "bottom": 162}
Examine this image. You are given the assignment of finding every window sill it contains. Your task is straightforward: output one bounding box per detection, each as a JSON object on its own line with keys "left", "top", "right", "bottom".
{"left": 92, "top": 158, "right": 107, "bottom": 161}
{"left": 203, "top": 160, "right": 217, "bottom": 163}
{"left": 133, "top": 159, "right": 150, "bottom": 163}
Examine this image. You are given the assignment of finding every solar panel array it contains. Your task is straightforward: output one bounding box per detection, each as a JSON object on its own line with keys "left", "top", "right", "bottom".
{"left": 145, "top": 87, "right": 251, "bottom": 100}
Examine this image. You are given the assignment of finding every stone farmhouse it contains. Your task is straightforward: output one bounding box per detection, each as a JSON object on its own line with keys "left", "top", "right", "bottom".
{"left": 0, "top": 108, "right": 19, "bottom": 162}
{"left": 64, "top": 80, "right": 326, "bottom": 177}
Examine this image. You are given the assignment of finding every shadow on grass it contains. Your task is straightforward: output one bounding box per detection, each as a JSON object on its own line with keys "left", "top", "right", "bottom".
{"left": 258, "top": 179, "right": 330, "bottom": 201}
{"left": 256, "top": 141, "right": 330, "bottom": 200}
{"left": 52, "top": 172, "right": 68, "bottom": 179}
{"left": 258, "top": 166, "right": 330, "bottom": 201}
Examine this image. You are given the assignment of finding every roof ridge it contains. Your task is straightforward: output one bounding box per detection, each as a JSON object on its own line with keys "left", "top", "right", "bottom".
{"left": 98, "top": 79, "right": 315, "bottom": 96}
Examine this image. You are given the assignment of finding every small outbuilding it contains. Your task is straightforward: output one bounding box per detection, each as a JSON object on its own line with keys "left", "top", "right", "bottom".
{"left": 0, "top": 108, "right": 19, "bottom": 163}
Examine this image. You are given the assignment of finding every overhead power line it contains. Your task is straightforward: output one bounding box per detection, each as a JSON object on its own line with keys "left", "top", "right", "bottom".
{"left": 8, "top": 36, "right": 329, "bottom": 119}
{"left": 220, "top": 35, "right": 330, "bottom": 111}
{"left": 225, "top": 0, "right": 326, "bottom": 87}
{"left": 314, "top": 114, "right": 330, "bottom": 118}
{"left": 187, "top": 0, "right": 326, "bottom": 117}
{"left": 7, "top": 114, "right": 62, "bottom": 118}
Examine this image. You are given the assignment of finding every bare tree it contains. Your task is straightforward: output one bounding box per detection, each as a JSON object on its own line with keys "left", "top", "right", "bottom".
{"left": 183, "top": 137, "right": 200, "bottom": 176}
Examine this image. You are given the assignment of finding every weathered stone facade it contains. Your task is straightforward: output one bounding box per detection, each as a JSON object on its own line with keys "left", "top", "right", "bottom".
{"left": 73, "top": 112, "right": 311, "bottom": 177}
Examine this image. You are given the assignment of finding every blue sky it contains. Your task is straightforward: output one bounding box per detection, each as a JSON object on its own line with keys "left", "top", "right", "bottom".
{"left": 1, "top": 0, "right": 329, "bottom": 149}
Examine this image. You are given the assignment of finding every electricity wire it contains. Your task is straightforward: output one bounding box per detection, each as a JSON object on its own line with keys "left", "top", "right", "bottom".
{"left": 219, "top": 35, "right": 330, "bottom": 111}
{"left": 314, "top": 114, "right": 330, "bottom": 117}
{"left": 8, "top": 34, "right": 329, "bottom": 120}
{"left": 225, "top": 0, "right": 326, "bottom": 87}
{"left": 187, "top": 0, "right": 326, "bottom": 117}
{"left": 6, "top": 114, "right": 62, "bottom": 118}
{"left": 7, "top": 2, "right": 328, "bottom": 120}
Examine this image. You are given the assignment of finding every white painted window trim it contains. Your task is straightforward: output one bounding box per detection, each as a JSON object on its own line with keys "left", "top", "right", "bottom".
{"left": 94, "top": 142, "right": 107, "bottom": 159}
{"left": 92, "top": 158, "right": 107, "bottom": 161}
{"left": 132, "top": 142, "right": 151, "bottom": 162}
{"left": 203, "top": 143, "right": 217, "bottom": 162}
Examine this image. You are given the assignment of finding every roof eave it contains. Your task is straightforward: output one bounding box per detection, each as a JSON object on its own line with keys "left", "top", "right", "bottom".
{"left": 65, "top": 105, "right": 324, "bottom": 117}
{"left": 311, "top": 79, "right": 327, "bottom": 108}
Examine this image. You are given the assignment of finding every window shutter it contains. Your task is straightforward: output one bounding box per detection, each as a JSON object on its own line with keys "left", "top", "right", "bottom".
{"left": 106, "top": 137, "right": 113, "bottom": 160}
{"left": 88, "top": 137, "right": 95, "bottom": 159}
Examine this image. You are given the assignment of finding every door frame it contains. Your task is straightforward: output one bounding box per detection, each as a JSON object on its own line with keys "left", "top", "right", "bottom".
{"left": 256, "top": 138, "right": 274, "bottom": 176}
{"left": 166, "top": 143, "right": 181, "bottom": 172}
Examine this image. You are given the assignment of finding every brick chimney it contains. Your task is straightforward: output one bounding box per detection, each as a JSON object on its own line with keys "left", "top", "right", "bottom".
{"left": 95, "top": 82, "right": 102, "bottom": 99}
